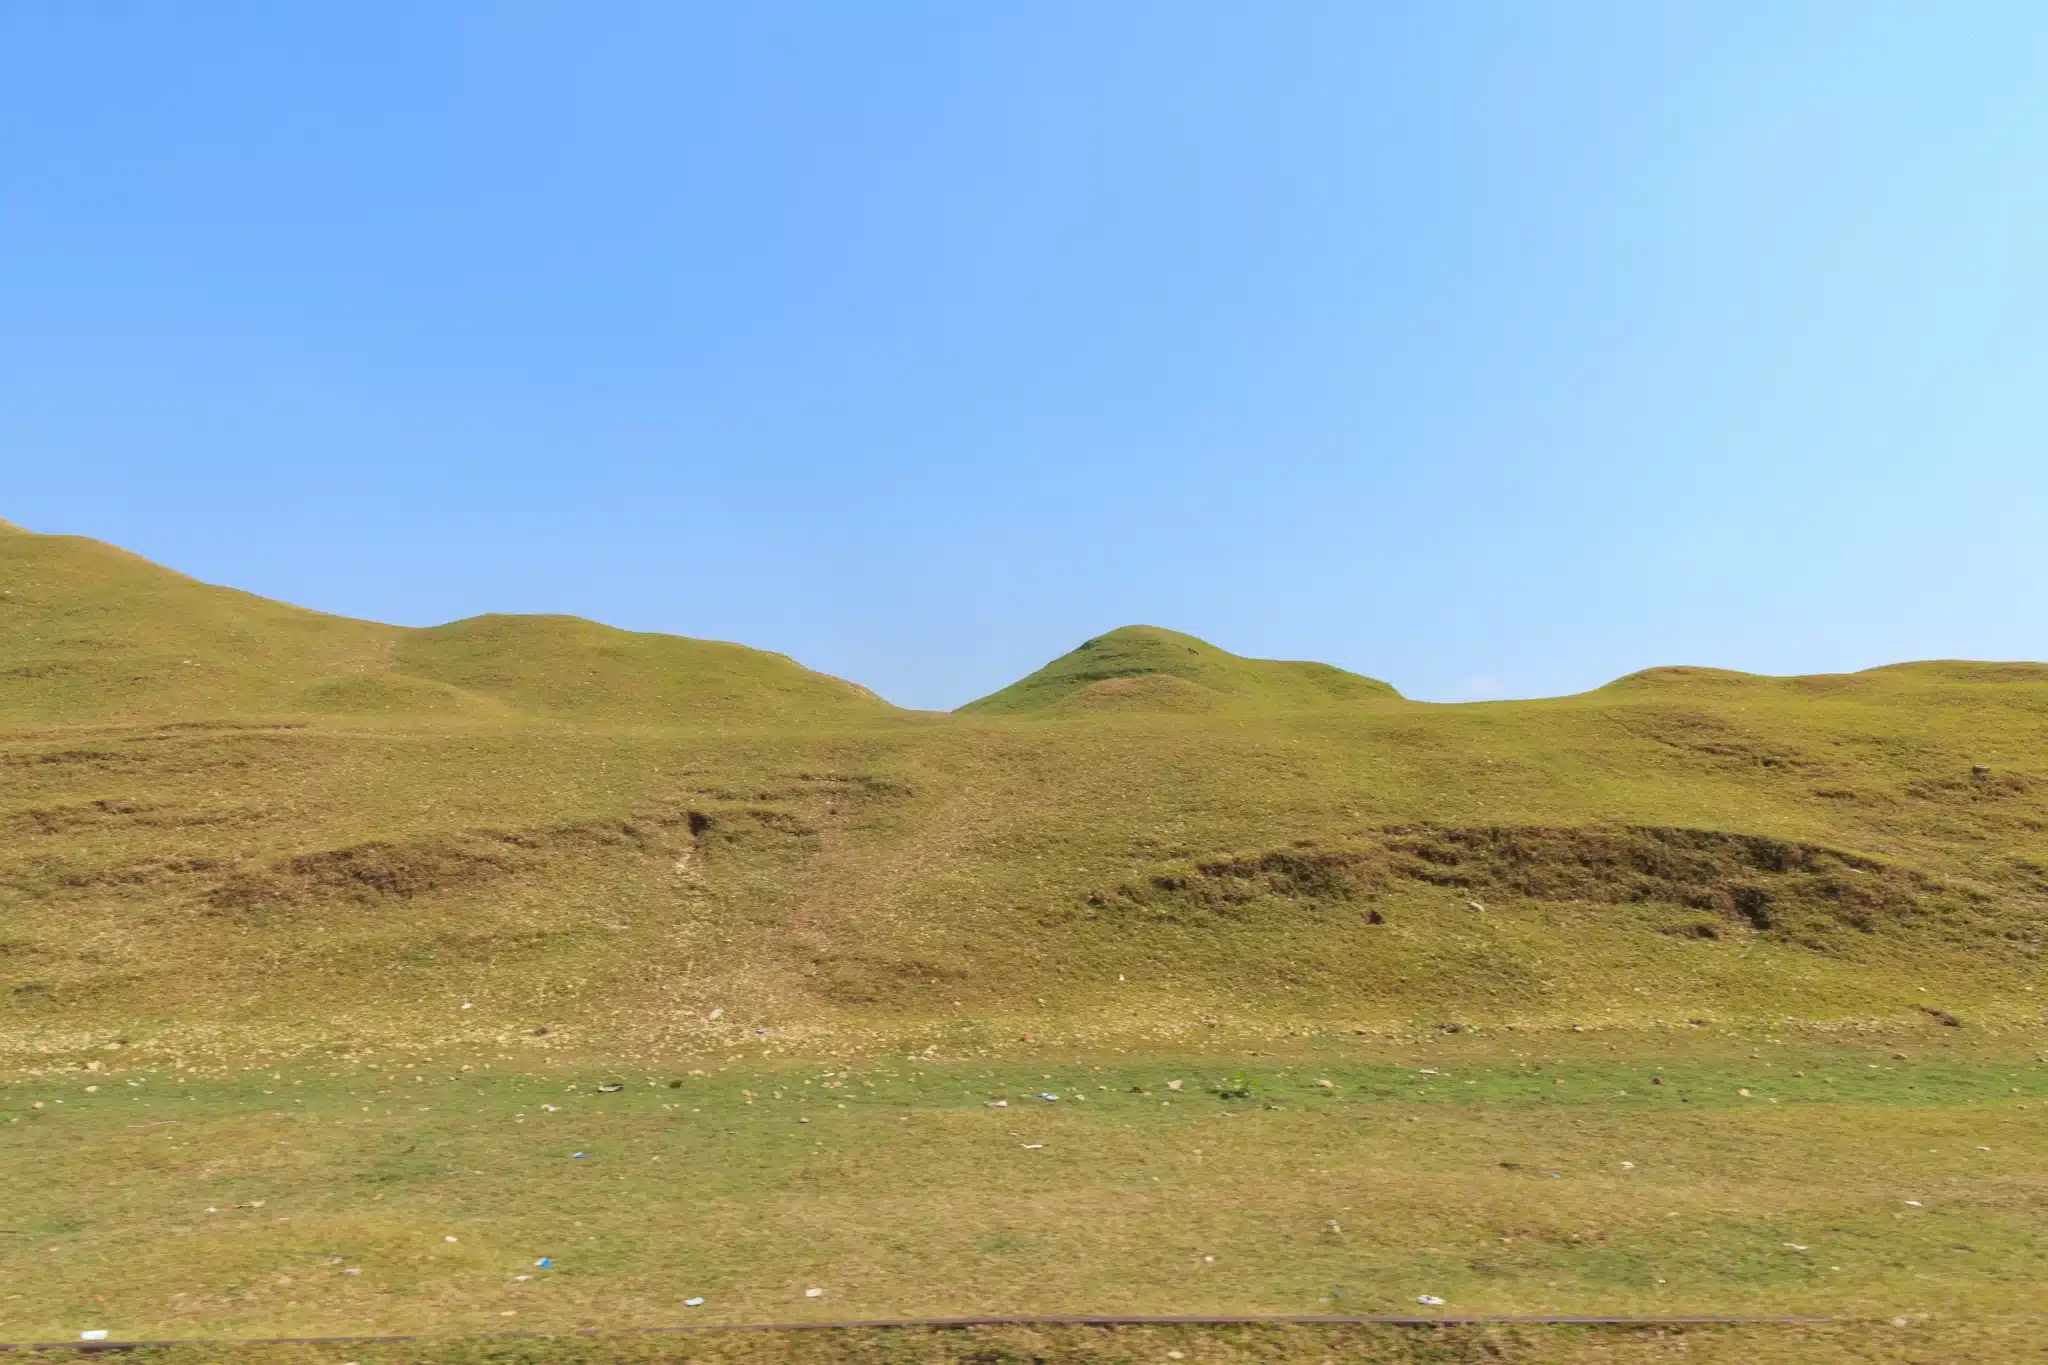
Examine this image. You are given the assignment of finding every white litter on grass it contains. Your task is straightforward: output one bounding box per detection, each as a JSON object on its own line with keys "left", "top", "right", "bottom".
{"left": 461, "top": 1002, "right": 473, "bottom": 1010}
{"left": 805, "top": 1287, "right": 823, "bottom": 1298}
{"left": 1021, "top": 1143, "right": 1044, "bottom": 1150}
{"left": 343, "top": 1268, "right": 361, "bottom": 1276}
{"left": 685, "top": 1297, "right": 705, "bottom": 1307}
{"left": 445, "top": 1235, "right": 458, "bottom": 1243}
{"left": 80, "top": 1332, "right": 107, "bottom": 1342}
{"left": 1784, "top": 1243, "right": 1809, "bottom": 1251}
{"left": 1166, "top": 1080, "right": 1182, "bottom": 1091}
{"left": 1417, "top": 1294, "right": 1446, "bottom": 1306}
{"left": 1904, "top": 1200, "right": 1922, "bottom": 1207}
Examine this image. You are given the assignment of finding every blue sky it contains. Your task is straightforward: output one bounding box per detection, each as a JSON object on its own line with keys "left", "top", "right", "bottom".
{"left": 4, "top": 3, "right": 2044, "bottom": 708}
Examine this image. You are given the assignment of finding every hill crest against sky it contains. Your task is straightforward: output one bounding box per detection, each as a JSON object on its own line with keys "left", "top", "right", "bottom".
{"left": 3, "top": 517, "right": 2040, "bottom": 722}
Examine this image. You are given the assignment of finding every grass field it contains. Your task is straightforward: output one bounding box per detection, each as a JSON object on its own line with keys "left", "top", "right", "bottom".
{"left": 2, "top": 519, "right": 2044, "bottom": 1361}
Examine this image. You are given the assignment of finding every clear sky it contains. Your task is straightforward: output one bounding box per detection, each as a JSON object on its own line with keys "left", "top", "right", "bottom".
{"left": 4, "top": 3, "right": 2044, "bottom": 709}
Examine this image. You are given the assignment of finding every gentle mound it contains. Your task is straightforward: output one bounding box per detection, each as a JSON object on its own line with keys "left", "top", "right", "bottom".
{"left": 0, "top": 521, "right": 896, "bottom": 726}
{"left": 960, "top": 624, "right": 1400, "bottom": 714}
{"left": 0, "top": 519, "right": 392, "bottom": 721}
{"left": 393, "top": 613, "right": 890, "bottom": 725}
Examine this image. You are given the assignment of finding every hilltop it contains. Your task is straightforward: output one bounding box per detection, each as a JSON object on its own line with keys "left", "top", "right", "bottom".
{"left": 0, "top": 519, "right": 891, "bottom": 727}
{"left": 959, "top": 624, "right": 1400, "bottom": 713}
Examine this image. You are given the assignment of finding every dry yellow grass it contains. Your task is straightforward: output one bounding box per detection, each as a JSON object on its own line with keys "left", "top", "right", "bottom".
{"left": 3, "top": 520, "right": 2044, "bottom": 1361}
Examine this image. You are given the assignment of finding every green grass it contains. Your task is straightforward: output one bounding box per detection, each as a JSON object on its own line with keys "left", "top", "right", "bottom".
{"left": 0, "top": 520, "right": 888, "bottom": 726}
{"left": 3, "top": 519, "right": 2046, "bottom": 1362}
{"left": 4, "top": 1042, "right": 2044, "bottom": 1345}
{"left": 958, "top": 624, "right": 1399, "bottom": 714}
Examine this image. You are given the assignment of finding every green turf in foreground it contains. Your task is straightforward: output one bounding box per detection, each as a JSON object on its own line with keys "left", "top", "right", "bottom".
{"left": 2, "top": 1045, "right": 2042, "bottom": 1352}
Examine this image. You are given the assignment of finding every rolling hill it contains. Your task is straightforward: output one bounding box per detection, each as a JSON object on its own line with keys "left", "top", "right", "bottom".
{"left": 2, "top": 518, "right": 2042, "bottom": 1057}
{"left": 0, "top": 519, "right": 892, "bottom": 727}
{"left": 960, "top": 624, "right": 1400, "bottom": 713}
{"left": 4, "top": 519, "right": 2046, "bottom": 1354}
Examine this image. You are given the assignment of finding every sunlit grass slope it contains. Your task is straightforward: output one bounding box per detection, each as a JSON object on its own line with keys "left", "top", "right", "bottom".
{"left": 0, "top": 520, "right": 893, "bottom": 727}
{"left": 959, "top": 624, "right": 1400, "bottom": 713}
{"left": 1, "top": 518, "right": 2044, "bottom": 1060}
{"left": 5, "top": 520, "right": 2047, "bottom": 1357}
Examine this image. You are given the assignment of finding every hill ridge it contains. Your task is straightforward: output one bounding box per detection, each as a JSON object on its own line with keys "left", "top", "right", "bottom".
{"left": 960, "top": 624, "right": 1402, "bottom": 714}
{"left": 0, "top": 520, "right": 893, "bottom": 725}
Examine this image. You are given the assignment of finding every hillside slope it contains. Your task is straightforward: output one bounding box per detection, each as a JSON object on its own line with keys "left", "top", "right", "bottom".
{"left": 0, "top": 520, "right": 895, "bottom": 727}
{"left": 1, "top": 521, "right": 2044, "bottom": 1063}
{"left": 961, "top": 624, "right": 1401, "bottom": 713}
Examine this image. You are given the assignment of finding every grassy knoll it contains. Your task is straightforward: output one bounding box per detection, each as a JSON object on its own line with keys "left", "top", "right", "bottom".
{"left": 2, "top": 520, "right": 2045, "bottom": 1360}
{"left": 958, "top": 625, "right": 1398, "bottom": 714}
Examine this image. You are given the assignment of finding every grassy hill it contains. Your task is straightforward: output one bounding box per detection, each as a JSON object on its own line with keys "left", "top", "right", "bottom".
{"left": 0, "top": 519, "right": 892, "bottom": 727}
{"left": 2, "top": 519, "right": 2044, "bottom": 1355}
{"left": 960, "top": 624, "right": 1401, "bottom": 713}
{"left": 3, "top": 519, "right": 2044, "bottom": 1053}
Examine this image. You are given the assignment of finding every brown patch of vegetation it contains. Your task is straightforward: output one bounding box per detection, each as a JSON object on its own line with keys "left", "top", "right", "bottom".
{"left": 1906, "top": 773, "right": 2037, "bottom": 803}
{"left": 206, "top": 837, "right": 525, "bottom": 912}
{"left": 1610, "top": 707, "right": 1820, "bottom": 771}
{"left": 1085, "top": 824, "right": 1986, "bottom": 951}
